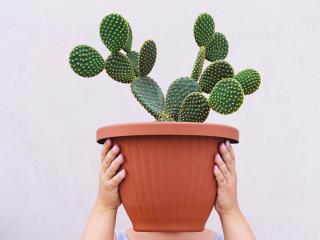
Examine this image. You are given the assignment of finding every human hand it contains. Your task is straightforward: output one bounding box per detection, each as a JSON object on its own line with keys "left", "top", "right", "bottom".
{"left": 213, "top": 140, "right": 240, "bottom": 216}
{"left": 95, "top": 139, "right": 126, "bottom": 210}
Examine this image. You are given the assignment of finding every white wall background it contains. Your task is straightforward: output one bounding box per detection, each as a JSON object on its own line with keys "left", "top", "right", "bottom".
{"left": 1, "top": 0, "right": 320, "bottom": 239}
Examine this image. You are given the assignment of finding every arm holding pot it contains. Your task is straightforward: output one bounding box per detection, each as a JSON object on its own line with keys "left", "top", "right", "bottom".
{"left": 81, "top": 139, "right": 125, "bottom": 240}
{"left": 213, "top": 141, "right": 256, "bottom": 240}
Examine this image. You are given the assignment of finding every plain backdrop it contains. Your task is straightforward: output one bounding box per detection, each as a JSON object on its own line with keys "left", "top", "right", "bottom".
{"left": 1, "top": 0, "right": 320, "bottom": 239}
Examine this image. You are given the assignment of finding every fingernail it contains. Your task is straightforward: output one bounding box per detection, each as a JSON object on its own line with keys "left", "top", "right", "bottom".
{"left": 120, "top": 169, "right": 126, "bottom": 177}
{"left": 117, "top": 154, "right": 124, "bottom": 163}
{"left": 113, "top": 145, "right": 120, "bottom": 153}
{"left": 215, "top": 153, "right": 222, "bottom": 162}
{"left": 220, "top": 143, "right": 227, "bottom": 152}
{"left": 214, "top": 165, "right": 218, "bottom": 171}
{"left": 106, "top": 139, "right": 111, "bottom": 145}
{"left": 226, "top": 140, "right": 231, "bottom": 148}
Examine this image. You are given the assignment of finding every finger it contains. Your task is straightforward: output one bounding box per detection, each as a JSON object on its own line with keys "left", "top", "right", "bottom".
{"left": 225, "top": 140, "right": 235, "bottom": 162}
{"left": 100, "top": 139, "right": 112, "bottom": 162}
{"left": 213, "top": 165, "right": 227, "bottom": 186}
{"left": 214, "top": 153, "right": 231, "bottom": 183}
{"left": 219, "top": 142, "right": 233, "bottom": 173}
{"left": 105, "top": 154, "right": 124, "bottom": 179}
{"left": 101, "top": 145, "right": 120, "bottom": 174}
{"left": 108, "top": 169, "right": 126, "bottom": 188}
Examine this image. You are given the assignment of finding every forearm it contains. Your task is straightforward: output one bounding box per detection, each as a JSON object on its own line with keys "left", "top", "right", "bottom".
{"left": 219, "top": 208, "right": 255, "bottom": 240}
{"left": 81, "top": 204, "right": 117, "bottom": 240}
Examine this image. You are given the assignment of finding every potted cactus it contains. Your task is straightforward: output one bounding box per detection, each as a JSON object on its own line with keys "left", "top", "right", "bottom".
{"left": 69, "top": 13, "right": 261, "bottom": 232}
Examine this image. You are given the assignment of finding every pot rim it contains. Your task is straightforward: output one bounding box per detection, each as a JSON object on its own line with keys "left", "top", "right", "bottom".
{"left": 96, "top": 122, "right": 239, "bottom": 144}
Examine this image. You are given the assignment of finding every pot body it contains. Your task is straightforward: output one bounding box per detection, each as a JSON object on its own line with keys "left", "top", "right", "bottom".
{"left": 96, "top": 122, "right": 239, "bottom": 232}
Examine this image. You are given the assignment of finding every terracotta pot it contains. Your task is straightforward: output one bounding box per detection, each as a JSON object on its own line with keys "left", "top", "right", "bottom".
{"left": 96, "top": 122, "right": 239, "bottom": 232}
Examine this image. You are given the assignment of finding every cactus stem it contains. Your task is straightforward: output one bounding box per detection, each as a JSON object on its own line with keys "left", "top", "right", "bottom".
{"left": 191, "top": 46, "right": 206, "bottom": 81}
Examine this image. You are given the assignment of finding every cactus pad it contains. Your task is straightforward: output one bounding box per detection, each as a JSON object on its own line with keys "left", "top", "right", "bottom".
{"left": 126, "top": 51, "right": 140, "bottom": 76}
{"left": 69, "top": 45, "right": 105, "bottom": 77}
{"left": 165, "top": 77, "right": 200, "bottom": 120}
{"left": 199, "top": 60, "right": 234, "bottom": 93}
{"left": 139, "top": 40, "right": 157, "bottom": 77}
{"left": 105, "top": 52, "right": 135, "bottom": 83}
{"left": 208, "top": 78, "right": 244, "bottom": 115}
{"left": 206, "top": 32, "right": 228, "bottom": 62}
{"left": 191, "top": 46, "right": 206, "bottom": 80}
{"left": 193, "top": 13, "right": 215, "bottom": 47}
{"left": 234, "top": 69, "right": 261, "bottom": 95}
{"left": 123, "top": 23, "right": 133, "bottom": 53}
{"left": 131, "top": 77, "right": 165, "bottom": 119}
{"left": 100, "top": 13, "right": 129, "bottom": 53}
{"left": 178, "top": 92, "right": 210, "bottom": 122}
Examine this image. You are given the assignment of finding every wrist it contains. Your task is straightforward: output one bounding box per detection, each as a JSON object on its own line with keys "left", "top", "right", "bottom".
{"left": 217, "top": 205, "right": 242, "bottom": 219}
{"left": 94, "top": 200, "right": 119, "bottom": 212}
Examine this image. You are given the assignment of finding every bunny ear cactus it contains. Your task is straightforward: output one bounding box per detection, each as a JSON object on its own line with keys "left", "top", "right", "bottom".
{"left": 99, "top": 13, "right": 130, "bottom": 53}
{"left": 126, "top": 51, "right": 140, "bottom": 76}
{"left": 191, "top": 46, "right": 206, "bottom": 80}
{"left": 208, "top": 78, "right": 244, "bottom": 114}
{"left": 123, "top": 24, "right": 133, "bottom": 53}
{"left": 193, "top": 13, "right": 215, "bottom": 47}
{"left": 105, "top": 52, "right": 135, "bottom": 83}
{"left": 178, "top": 92, "right": 210, "bottom": 122}
{"left": 234, "top": 69, "right": 261, "bottom": 95}
{"left": 190, "top": 14, "right": 230, "bottom": 81}
{"left": 206, "top": 32, "right": 229, "bottom": 62}
{"left": 165, "top": 77, "right": 200, "bottom": 120}
{"left": 199, "top": 60, "right": 234, "bottom": 93}
{"left": 68, "top": 12, "right": 261, "bottom": 122}
{"left": 139, "top": 40, "right": 157, "bottom": 77}
{"left": 69, "top": 45, "right": 105, "bottom": 77}
{"left": 191, "top": 13, "right": 215, "bottom": 80}
{"left": 131, "top": 77, "right": 165, "bottom": 119}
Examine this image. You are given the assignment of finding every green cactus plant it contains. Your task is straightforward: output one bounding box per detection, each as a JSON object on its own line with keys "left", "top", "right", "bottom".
{"left": 190, "top": 13, "right": 215, "bottom": 81}
{"left": 126, "top": 50, "right": 140, "bottom": 76}
{"left": 208, "top": 78, "right": 244, "bottom": 115}
{"left": 105, "top": 52, "right": 135, "bottom": 83}
{"left": 69, "top": 45, "right": 105, "bottom": 77}
{"left": 205, "top": 32, "right": 229, "bottom": 62}
{"left": 69, "top": 12, "right": 261, "bottom": 123}
{"left": 123, "top": 24, "right": 133, "bottom": 53}
{"left": 191, "top": 46, "right": 206, "bottom": 80}
{"left": 178, "top": 92, "right": 210, "bottom": 122}
{"left": 165, "top": 77, "right": 200, "bottom": 120}
{"left": 139, "top": 40, "right": 157, "bottom": 77}
{"left": 193, "top": 13, "right": 215, "bottom": 47}
{"left": 199, "top": 60, "right": 234, "bottom": 93}
{"left": 234, "top": 69, "right": 261, "bottom": 95}
{"left": 131, "top": 77, "right": 165, "bottom": 119}
{"left": 99, "top": 13, "right": 129, "bottom": 53}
